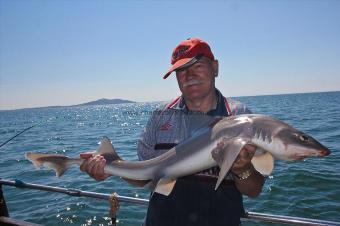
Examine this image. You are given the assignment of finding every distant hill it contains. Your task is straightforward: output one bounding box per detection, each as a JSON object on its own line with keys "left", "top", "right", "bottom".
{"left": 76, "top": 98, "right": 135, "bottom": 106}
{"left": 0, "top": 98, "right": 136, "bottom": 111}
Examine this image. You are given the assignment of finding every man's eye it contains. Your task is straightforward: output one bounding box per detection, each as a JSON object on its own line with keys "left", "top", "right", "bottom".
{"left": 194, "top": 64, "right": 203, "bottom": 69}
{"left": 176, "top": 69, "right": 186, "bottom": 76}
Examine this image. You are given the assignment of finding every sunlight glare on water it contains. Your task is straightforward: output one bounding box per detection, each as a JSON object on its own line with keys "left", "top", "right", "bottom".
{"left": 0, "top": 92, "right": 339, "bottom": 225}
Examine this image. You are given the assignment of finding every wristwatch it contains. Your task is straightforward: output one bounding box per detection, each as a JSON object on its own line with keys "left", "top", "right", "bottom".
{"left": 234, "top": 169, "right": 253, "bottom": 180}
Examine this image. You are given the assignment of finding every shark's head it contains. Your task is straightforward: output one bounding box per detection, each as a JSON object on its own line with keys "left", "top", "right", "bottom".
{"left": 275, "top": 128, "right": 331, "bottom": 160}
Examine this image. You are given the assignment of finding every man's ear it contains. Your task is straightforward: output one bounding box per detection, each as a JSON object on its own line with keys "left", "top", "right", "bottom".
{"left": 213, "top": 60, "right": 219, "bottom": 77}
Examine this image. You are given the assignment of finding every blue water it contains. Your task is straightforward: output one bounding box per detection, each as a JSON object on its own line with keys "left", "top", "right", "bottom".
{"left": 1, "top": 91, "right": 339, "bottom": 225}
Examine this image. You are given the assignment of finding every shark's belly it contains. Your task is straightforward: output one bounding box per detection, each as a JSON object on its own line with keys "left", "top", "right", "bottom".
{"left": 163, "top": 143, "right": 217, "bottom": 178}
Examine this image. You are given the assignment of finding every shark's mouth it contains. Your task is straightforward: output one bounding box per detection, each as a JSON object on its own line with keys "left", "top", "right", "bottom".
{"left": 293, "top": 151, "right": 326, "bottom": 160}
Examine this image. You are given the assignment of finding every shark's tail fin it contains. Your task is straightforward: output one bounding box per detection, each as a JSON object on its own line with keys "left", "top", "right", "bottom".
{"left": 97, "top": 136, "right": 122, "bottom": 163}
{"left": 25, "top": 153, "right": 82, "bottom": 177}
{"left": 25, "top": 137, "right": 118, "bottom": 177}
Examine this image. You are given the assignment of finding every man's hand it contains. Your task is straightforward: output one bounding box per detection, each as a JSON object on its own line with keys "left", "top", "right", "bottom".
{"left": 231, "top": 144, "right": 264, "bottom": 198}
{"left": 80, "top": 152, "right": 110, "bottom": 181}
{"left": 231, "top": 144, "right": 257, "bottom": 175}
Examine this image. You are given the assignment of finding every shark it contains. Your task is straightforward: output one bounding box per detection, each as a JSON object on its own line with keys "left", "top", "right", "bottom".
{"left": 25, "top": 114, "right": 331, "bottom": 196}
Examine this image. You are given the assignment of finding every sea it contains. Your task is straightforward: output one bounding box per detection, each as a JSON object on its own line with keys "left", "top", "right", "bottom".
{"left": 0, "top": 91, "right": 340, "bottom": 226}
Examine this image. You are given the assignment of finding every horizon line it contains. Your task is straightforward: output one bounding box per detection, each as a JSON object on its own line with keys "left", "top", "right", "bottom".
{"left": 1, "top": 90, "right": 339, "bottom": 112}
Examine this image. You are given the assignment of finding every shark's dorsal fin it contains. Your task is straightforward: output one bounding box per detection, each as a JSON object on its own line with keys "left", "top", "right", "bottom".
{"left": 251, "top": 151, "right": 274, "bottom": 176}
{"left": 154, "top": 178, "right": 177, "bottom": 196}
{"left": 98, "top": 137, "right": 115, "bottom": 154}
{"left": 211, "top": 138, "right": 246, "bottom": 190}
{"left": 97, "top": 137, "right": 121, "bottom": 162}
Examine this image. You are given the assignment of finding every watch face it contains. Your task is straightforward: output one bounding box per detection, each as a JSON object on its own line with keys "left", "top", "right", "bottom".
{"left": 237, "top": 169, "right": 252, "bottom": 180}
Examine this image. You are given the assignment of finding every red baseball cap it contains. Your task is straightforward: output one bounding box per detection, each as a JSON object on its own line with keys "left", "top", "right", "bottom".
{"left": 163, "top": 38, "right": 215, "bottom": 79}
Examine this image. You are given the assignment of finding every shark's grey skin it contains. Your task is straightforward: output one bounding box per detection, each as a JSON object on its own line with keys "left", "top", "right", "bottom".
{"left": 26, "top": 114, "right": 331, "bottom": 196}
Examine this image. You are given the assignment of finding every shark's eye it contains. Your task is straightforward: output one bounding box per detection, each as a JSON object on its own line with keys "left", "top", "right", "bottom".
{"left": 299, "top": 134, "right": 309, "bottom": 142}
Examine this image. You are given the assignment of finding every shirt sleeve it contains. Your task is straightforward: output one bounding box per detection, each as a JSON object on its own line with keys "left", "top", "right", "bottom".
{"left": 137, "top": 109, "right": 162, "bottom": 161}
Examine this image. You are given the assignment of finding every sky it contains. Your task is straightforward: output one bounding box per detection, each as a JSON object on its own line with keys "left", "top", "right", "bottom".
{"left": 0, "top": 0, "right": 340, "bottom": 110}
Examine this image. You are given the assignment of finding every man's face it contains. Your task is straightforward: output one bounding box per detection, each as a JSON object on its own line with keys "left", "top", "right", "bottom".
{"left": 176, "top": 56, "right": 218, "bottom": 101}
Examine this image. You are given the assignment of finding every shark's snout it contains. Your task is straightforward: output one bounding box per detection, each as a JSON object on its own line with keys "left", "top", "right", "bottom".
{"left": 319, "top": 149, "right": 331, "bottom": 156}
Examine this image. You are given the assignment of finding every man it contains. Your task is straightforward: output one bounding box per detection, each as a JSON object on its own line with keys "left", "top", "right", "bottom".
{"left": 80, "top": 38, "right": 264, "bottom": 226}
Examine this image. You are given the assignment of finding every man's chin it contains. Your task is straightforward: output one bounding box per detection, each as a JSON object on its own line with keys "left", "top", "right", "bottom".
{"left": 183, "top": 90, "right": 205, "bottom": 101}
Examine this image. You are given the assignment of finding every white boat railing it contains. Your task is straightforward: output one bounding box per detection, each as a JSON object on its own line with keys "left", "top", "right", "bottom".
{"left": 1, "top": 179, "right": 339, "bottom": 226}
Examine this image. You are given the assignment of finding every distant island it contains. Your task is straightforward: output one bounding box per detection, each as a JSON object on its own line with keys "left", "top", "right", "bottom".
{"left": 75, "top": 98, "right": 135, "bottom": 106}
{"left": 0, "top": 98, "right": 136, "bottom": 111}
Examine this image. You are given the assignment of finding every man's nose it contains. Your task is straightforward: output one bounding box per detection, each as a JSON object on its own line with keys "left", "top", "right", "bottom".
{"left": 182, "top": 66, "right": 196, "bottom": 78}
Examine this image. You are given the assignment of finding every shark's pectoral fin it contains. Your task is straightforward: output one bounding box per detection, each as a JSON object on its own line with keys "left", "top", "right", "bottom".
{"left": 154, "top": 178, "right": 177, "bottom": 196}
{"left": 211, "top": 138, "right": 246, "bottom": 190}
{"left": 251, "top": 150, "right": 274, "bottom": 176}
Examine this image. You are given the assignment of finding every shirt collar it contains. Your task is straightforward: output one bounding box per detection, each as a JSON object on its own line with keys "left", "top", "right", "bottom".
{"left": 169, "top": 89, "right": 229, "bottom": 116}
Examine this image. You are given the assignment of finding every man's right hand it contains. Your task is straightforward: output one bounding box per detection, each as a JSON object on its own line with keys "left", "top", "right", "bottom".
{"left": 80, "top": 152, "right": 111, "bottom": 181}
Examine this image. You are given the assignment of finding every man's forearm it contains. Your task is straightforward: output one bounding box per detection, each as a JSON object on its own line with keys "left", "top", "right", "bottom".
{"left": 234, "top": 167, "right": 264, "bottom": 198}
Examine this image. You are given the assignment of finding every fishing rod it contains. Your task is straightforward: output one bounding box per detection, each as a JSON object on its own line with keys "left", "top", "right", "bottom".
{"left": 1, "top": 179, "right": 339, "bottom": 226}
{"left": 0, "top": 125, "right": 36, "bottom": 148}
